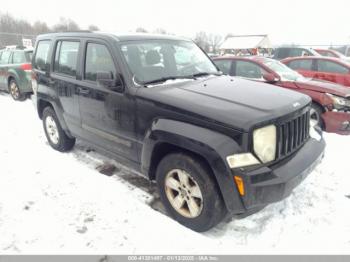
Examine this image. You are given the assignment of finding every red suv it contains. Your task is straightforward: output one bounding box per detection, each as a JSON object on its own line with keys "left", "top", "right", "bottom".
{"left": 281, "top": 56, "right": 350, "bottom": 87}
{"left": 213, "top": 56, "right": 350, "bottom": 135}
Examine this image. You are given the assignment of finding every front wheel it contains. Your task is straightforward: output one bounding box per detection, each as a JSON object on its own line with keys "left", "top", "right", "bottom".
{"left": 156, "top": 152, "right": 226, "bottom": 232}
{"left": 42, "top": 107, "right": 76, "bottom": 152}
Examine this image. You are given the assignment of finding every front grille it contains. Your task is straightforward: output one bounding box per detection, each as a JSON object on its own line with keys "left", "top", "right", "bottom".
{"left": 276, "top": 110, "right": 310, "bottom": 159}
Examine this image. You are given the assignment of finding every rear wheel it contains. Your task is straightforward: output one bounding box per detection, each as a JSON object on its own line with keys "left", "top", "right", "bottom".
{"left": 156, "top": 152, "right": 226, "bottom": 232}
{"left": 310, "top": 103, "right": 324, "bottom": 128}
{"left": 9, "top": 79, "right": 25, "bottom": 101}
{"left": 42, "top": 107, "right": 76, "bottom": 152}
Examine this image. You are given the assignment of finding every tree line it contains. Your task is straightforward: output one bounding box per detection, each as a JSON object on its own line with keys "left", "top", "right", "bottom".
{"left": 0, "top": 12, "right": 224, "bottom": 53}
{"left": 0, "top": 12, "right": 99, "bottom": 46}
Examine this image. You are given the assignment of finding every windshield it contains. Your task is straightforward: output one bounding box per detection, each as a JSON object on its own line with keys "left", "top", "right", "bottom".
{"left": 263, "top": 59, "right": 304, "bottom": 81}
{"left": 119, "top": 39, "right": 219, "bottom": 85}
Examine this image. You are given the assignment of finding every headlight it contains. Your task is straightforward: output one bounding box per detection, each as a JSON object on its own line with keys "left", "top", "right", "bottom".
{"left": 226, "top": 153, "right": 260, "bottom": 169}
{"left": 326, "top": 93, "right": 350, "bottom": 109}
{"left": 253, "top": 125, "right": 277, "bottom": 163}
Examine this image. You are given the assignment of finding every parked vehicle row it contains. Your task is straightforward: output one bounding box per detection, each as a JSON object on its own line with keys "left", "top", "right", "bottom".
{"left": 0, "top": 46, "right": 33, "bottom": 101}
{"left": 281, "top": 56, "right": 350, "bottom": 87}
{"left": 27, "top": 32, "right": 326, "bottom": 232}
{"left": 213, "top": 56, "right": 350, "bottom": 135}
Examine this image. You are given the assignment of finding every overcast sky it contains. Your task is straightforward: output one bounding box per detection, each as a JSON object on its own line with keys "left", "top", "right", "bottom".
{"left": 1, "top": 0, "right": 349, "bottom": 45}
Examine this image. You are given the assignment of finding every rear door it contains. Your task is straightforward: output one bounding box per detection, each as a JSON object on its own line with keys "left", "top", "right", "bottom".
{"left": 77, "top": 40, "right": 138, "bottom": 162}
{"left": 50, "top": 39, "right": 82, "bottom": 134}
{"left": 286, "top": 58, "right": 315, "bottom": 78}
{"left": 315, "top": 59, "right": 349, "bottom": 86}
{"left": 0, "top": 50, "right": 12, "bottom": 90}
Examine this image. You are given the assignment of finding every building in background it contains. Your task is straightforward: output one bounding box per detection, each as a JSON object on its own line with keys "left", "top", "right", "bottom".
{"left": 219, "top": 34, "right": 272, "bottom": 56}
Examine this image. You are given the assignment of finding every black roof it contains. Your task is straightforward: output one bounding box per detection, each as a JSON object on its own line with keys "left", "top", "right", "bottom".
{"left": 36, "top": 32, "right": 190, "bottom": 42}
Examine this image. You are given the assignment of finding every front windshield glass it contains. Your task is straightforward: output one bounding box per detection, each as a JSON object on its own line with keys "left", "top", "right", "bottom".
{"left": 119, "top": 39, "right": 219, "bottom": 84}
{"left": 263, "top": 59, "right": 304, "bottom": 81}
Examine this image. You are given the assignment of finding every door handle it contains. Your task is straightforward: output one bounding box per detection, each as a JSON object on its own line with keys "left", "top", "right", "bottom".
{"left": 79, "top": 87, "right": 90, "bottom": 95}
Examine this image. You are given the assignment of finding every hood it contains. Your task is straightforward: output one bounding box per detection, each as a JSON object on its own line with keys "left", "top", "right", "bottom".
{"left": 294, "top": 78, "right": 350, "bottom": 98}
{"left": 138, "top": 75, "right": 311, "bottom": 132}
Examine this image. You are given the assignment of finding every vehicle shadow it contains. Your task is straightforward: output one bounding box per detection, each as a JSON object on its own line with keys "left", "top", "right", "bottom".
{"left": 71, "top": 142, "right": 167, "bottom": 215}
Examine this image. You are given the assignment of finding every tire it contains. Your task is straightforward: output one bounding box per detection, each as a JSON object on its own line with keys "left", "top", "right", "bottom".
{"left": 8, "top": 79, "right": 26, "bottom": 101}
{"left": 42, "top": 106, "right": 76, "bottom": 152}
{"left": 310, "top": 103, "right": 324, "bottom": 129}
{"left": 156, "top": 152, "right": 227, "bottom": 232}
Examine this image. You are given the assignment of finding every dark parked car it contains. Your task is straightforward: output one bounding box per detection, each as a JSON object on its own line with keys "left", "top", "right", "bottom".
{"left": 213, "top": 56, "right": 350, "bottom": 135}
{"left": 281, "top": 56, "right": 350, "bottom": 88}
{"left": 0, "top": 46, "right": 33, "bottom": 100}
{"left": 32, "top": 32, "right": 325, "bottom": 232}
{"left": 273, "top": 47, "right": 320, "bottom": 60}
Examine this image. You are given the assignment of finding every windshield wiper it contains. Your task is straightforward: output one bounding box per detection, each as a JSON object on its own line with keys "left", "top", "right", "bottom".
{"left": 186, "top": 72, "right": 223, "bottom": 79}
{"left": 142, "top": 76, "right": 193, "bottom": 86}
{"left": 142, "top": 72, "right": 222, "bottom": 86}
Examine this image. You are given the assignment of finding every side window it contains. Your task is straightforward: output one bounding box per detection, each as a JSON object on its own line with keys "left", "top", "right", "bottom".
{"left": 0, "top": 51, "right": 11, "bottom": 64}
{"left": 235, "top": 60, "right": 266, "bottom": 79}
{"left": 317, "top": 60, "right": 349, "bottom": 74}
{"left": 54, "top": 41, "right": 80, "bottom": 77}
{"left": 288, "top": 59, "right": 313, "bottom": 70}
{"left": 84, "top": 43, "right": 116, "bottom": 81}
{"left": 214, "top": 60, "right": 232, "bottom": 75}
{"left": 289, "top": 48, "right": 303, "bottom": 57}
{"left": 34, "top": 40, "right": 51, "bottom": 70}
{"left": 275, "top": 48, "right": 289, "bottom": 59}
{"left": 12, "top": 52, "right": 26, "bottom": 64}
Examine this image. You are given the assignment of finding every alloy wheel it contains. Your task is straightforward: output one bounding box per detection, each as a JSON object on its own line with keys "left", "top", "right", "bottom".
{"left": 10, "top": 82, "right": 20, "bottom": 100}
{"left": 164, "top": 169, "right": 203, "bottom": 218}
{"left": 45, "top": 116, "right": 60, "bottom": 144}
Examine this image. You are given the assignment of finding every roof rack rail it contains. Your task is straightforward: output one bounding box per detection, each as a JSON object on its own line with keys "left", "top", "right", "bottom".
{"left": 52, "top": 30, "right": 92, "bottom": 33}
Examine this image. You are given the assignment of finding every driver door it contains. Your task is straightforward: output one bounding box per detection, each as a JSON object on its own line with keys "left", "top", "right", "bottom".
{"left": 77, "top": 40, "right": 138, "bottom": 162}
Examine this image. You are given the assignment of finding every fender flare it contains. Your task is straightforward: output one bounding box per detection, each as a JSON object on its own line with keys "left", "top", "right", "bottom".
{"left": 141, "top": 118, "right": 246, "bottom": 214}
{"left": 7, "top": 72, "right": 20, "bottom": 89}
{"left": 37, "top": 93, "right": 71, "bottom": 135}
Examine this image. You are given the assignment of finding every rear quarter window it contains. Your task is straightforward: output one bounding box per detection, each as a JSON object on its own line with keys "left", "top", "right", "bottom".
{"left": 34, "top": 40, "right": 51, "bottom": 71}
{"left": 12, "top": 51, "right": 26, "bottom": 64}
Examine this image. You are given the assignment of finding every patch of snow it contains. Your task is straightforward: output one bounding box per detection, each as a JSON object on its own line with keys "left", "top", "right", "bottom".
{"left": 0, "top": 93, "right": 349, "bottom": 254}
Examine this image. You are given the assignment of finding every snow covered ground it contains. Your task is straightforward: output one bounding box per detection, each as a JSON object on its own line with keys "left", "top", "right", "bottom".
{"left": 0, "top": 92, "right": 349, "bottom": 254}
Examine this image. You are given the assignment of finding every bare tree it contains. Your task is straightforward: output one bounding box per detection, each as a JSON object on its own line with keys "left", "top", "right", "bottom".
{"left": 194, "top": 31, "right": 210, "bottom": 52}
{"left": 208, "top": 34, "right": 223, "bottom": 53}
{"left": 136, "top": 27, "right": 148, "bottom": 33}
{"left": 88, "top": 24, "right": 99, "bottom": 31}
{"left": 153, "top": 28, "right": 167, "bottom": 34}
{"left": 32, "top": 21, "right": 51, "bottom": 34}
{"left": 52, "top": 17, "right": 80, "bottom": 32}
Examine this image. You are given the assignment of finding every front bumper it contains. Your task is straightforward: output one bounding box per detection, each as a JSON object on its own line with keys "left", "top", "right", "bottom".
{"left": 322, "top": 111, "right": 350, "bottom": 135}
{"left": 235, "top": 136, "right": 325, "bottom": 211}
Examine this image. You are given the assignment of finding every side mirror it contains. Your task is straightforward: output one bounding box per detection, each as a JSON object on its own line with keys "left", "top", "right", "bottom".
{"left": 96, "top": 71, "right": 123, "bottom": 92}
{"left": 263, "top": 73, "right": 279, "bottom": 83}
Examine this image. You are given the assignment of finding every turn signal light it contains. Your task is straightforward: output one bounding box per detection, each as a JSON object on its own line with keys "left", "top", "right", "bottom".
{"left": 234, "top": 176, "right": 245, "bottom": 196}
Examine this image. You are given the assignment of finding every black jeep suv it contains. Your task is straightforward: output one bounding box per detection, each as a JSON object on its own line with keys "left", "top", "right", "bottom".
{"left": 32, "top": 32, "right": 325, "bottom": 232}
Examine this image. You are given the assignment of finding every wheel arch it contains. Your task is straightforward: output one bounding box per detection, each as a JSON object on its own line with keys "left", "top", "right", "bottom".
{"left": 141, "top": 118, "right": 246, "bottom": 214}
{"left": 36, "top": 96, "right": 71, "bottom": 137}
